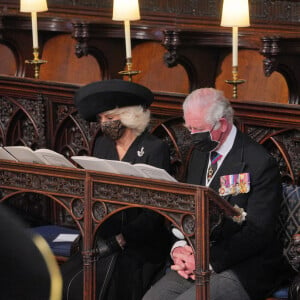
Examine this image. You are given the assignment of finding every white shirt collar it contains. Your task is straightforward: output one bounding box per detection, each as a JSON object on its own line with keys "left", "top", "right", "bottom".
{"left": 217, "top": 124, "right": 237, "bottom": 159}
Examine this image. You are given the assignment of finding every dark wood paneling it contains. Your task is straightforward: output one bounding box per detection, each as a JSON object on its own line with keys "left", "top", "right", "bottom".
{"left": 0, "top": 43, "right": 17, "bottom": 76}
{"left": 39, "top": 34, "right": 102, "bottom": 84}
{"left": 131, "top": 42, "right": 190, "bottom": 94}
{"left": 216, "top": 49, "right": 289, "bottom": 103}
{"left": 0, "top": 10, "right": 299, "bottom": 103}
{"left": 2, "top": 0, "right": 300, "bottom": 28}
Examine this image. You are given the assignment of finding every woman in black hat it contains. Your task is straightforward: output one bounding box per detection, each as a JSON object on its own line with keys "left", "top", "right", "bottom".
{"left": 61, "top": 80, "right": 172, "bottom": 300}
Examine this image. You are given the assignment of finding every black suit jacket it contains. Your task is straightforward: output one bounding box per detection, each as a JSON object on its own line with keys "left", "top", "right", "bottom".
{"left": 187, "top": 130, "right": 293, "bottom": 300}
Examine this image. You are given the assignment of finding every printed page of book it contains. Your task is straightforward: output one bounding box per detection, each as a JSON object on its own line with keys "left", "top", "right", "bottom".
{"left": 4, "top": 146, "right": 45, "bottom": 164}
{"left": 34, "top": 149, "right": 76, "bottom": 168}
{"left": 71, "top": 156, "right": 146, "bottom": 178}
{"left": 134, "top": 163, "right": 177, "bottom": 182}
{"left": 0, "top": 147, "right": 18, "bottom": 161}
{"left": 106, "top": 159, "right": 146, "bottom": 177}
{"left": 71, "top": 156, "right": 120, "bottom": 174}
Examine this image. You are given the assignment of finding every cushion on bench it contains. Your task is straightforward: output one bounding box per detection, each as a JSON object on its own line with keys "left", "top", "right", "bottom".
{"left": 272, "top": 286, "right": 289, "bottom": 299}
{"left": 31, "top": 225, "right": 80, "bottom": 257}
{"left": 277, "top": 183, "right": 300, "bottom": 272}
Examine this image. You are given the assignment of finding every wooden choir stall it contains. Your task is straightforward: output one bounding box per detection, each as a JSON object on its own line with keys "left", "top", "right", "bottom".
{"left": 0, "top": 75, "right": 299, "bottom": 300}
{"left": 0, "top": 0, "right": 300, "bottom": 299}
{"left": 0, "top": 159, "right": 239, "bottom": 300}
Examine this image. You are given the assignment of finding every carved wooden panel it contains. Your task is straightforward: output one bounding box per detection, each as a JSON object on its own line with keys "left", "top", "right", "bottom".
{"left": 0, "top": 76, "right": 299, "bottom": 184}
{"left": 0, "top": 163, "right": 86, "bottom": 229}
{"left": 0, "top": 159, "right": 239, "bottom": 300}
{"left": 0, "top": 44, "right": 17, "bottom": 76}
{"left": 51, "top": 102, "right": 97, "bottom": 156}
{"left": 150, "top": 117, "right": 192, "bottom": 181}
{"left": 0, "top": 94, "right": 46, "bottom": 148}
{"left": 3, "top": 0, "right": 300, "bottom": 26}
{"left": 0, "top": 77, "right": 299, "bottom": 228}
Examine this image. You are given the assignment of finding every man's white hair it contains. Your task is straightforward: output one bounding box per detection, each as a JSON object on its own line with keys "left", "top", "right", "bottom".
{"left": 103, "top": 105, "right": 150, "bottom": 136}
{"left": 183, "top": 88, "right": 234, "bottom": 127}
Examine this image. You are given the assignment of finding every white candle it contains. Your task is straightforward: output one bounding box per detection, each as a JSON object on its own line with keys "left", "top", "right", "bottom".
{"left": 124, "top": 20, "right": 131, "bottom": 59}
{"left": 31, "top": 11, "right": 39, "bottom": 49}
{"left": 232, "top": 26, "right": 238, "bottom": 67}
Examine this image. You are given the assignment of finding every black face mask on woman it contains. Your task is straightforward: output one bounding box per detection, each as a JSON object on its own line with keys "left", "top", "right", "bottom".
{"left": 191, "top": 130, "right": 219, "bottom": 152}
{"left": 101, "top": 120, "right": 126, "bottom": 140}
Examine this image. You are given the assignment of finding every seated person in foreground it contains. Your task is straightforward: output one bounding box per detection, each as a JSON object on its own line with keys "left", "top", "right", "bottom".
{"left": 61, "top": 79, "right": 172, "bottom": 300}
{"left": 0, "top": 204, "right": 62, "bottom": 300}
{"left": 143, "top": 88, "right": 294, "bottom": 300}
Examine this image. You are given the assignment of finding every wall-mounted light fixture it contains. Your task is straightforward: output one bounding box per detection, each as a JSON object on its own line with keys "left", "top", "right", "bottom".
{"left": 20, "top": 0, "right": 48, "bottom": 79}
{"left": 221, "top": 0, "right": 250, "bottom": 98}
{"left": 113, "top": 0, "right": 141, "bottom": 81}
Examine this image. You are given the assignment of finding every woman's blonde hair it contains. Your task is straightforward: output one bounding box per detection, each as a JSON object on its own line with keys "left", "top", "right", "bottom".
{"left": 102, "top": 105, "right": 150, "bottom": 136}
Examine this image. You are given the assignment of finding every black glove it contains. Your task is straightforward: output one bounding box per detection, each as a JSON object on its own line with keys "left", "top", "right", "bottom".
{"left": 93, "top": 236, "right": 122, "bottom": 258}
{"left": 289, "top": 273, "right": 300, "bottom": 300}
{"left": 70, "top": 235, "right": 82, "bottom": 256}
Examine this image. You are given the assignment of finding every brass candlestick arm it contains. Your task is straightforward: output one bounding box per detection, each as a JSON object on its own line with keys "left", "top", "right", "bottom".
{"left": 25, "top": 48, "right": 47, "bottom": 79}
{"left": 118, "top": 58, "right": 141, "bottom": 81}
{"left": 225, "top": 66, "right": 245, "bottom": 99}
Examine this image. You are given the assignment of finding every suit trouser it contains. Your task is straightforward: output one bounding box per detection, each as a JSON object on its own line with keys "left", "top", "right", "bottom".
{"left": 142, "top": 269, "right": 251, "bottom": 300}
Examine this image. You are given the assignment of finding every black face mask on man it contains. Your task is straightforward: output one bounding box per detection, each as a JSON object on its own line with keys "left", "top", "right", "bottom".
{"left": 101, "top": 120, "right": 126, "bottom": 140}
{"left": 191, "top": 130, "right": 219, "bottom": 152}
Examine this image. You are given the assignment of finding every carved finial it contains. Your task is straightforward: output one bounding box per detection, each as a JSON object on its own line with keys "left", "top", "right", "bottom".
{"left": 162, "top": 30, "right": 180, "bottom": 67}
{"left": 72, "top": 22, "right": 89, "bottom": 58}
{"left": 260, "top": 36, "right": 280, "bottom": 77}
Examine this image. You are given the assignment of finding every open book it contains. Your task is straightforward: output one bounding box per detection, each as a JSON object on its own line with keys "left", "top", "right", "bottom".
{"left": 2, "top": 146, "right": 76, "bottom": 168}
{"left": 0, "top": 147, "right": 18, "bottom": 161}
{"left": 71, "top": 155, "right": 177, "bottom": 182}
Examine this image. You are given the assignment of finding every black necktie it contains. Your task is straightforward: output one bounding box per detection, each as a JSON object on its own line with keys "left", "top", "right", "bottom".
{"left": 207, "top": 151, "right": 222, "bottom": 181}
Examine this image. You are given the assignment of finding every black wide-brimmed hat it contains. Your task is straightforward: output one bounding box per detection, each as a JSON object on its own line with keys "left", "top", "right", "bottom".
{"left": 74, "top": 79, "right": 154, "bottom": 121}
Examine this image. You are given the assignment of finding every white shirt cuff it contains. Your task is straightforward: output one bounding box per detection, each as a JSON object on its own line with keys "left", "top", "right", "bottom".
{"left": 170, "top": 240, "right": 187, "bottom": 259}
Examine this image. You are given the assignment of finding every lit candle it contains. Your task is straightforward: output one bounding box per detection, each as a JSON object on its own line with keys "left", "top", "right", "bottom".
{"left": 112, "top": 0, "right": 140, "bottom": 60}
{"left": 232, "top": 26, "right": 238, "bottom": 67}
{"left": 124, "top": 20, "right": 131, "bottom": 59}
{"left": 31, "top": 11, "right": 39, "bottom": 49}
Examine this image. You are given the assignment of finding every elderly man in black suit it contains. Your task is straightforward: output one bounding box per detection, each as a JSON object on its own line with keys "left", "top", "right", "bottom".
{"left": 143, "top": 88, "right": 293, "bottom": 300}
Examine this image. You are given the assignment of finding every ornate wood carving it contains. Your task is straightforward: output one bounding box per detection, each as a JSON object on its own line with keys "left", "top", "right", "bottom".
{"left": 52, "top": 103, "right": 98, "bottom": 156}
{"left": 0, "top": 94, "right": 46, "bottom": 147}
{"left": 261, "top": 36, "right": 280, "bottom": 77}
{"left": 163, "top": 30, "right": 180, "bottom": 67}
{"left": 150, "top": 117, "right": 192, "bottom": 181}
{"left": 0, "top": 160, "right": 239, "bottom": 300}
{"left": 232, "top": 100, "right": 300, "bottom": 184}
{"left": 72, "top": 22, "right": 89, "bottom": 58}
{"left": 260, "top": 36, "right": 300, "bottom": 104}
{"left": 93, "top": 181, "right": 195, "bottom": 211}
{"left": 0, "top": 76, "right": 299, "bottom": 184}
{"left": 0, "top": 162, "right": 86, "bottom": 229}
{"left": 1, "top": 170, "right": 55, "bottom": 192}
{"left": 3, "top": 0, "right": 300, "bottom": 26}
